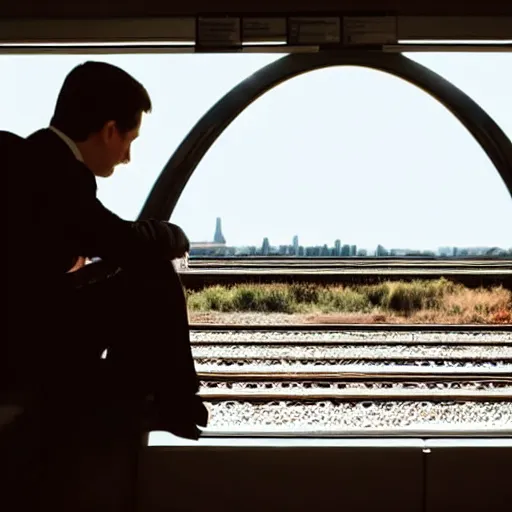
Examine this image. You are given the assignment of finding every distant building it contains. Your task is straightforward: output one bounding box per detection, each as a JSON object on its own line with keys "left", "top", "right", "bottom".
{"left": 292, "top": 235, "right": 299, "bottom": 256}
{"left": 213, "top": 217, "right": 226, "bottom": 244}
{"left": 376, "top": 245, "right": 389, "bottom": 257}
{"left": 438, "top": 246, "right": 454, "bottom": 257}
{"left": 189, "top": 217, "right": 227, "bottom": 256}
{"left": 390, "top": 248, "right": 421, "bottom": 256}
{"left": 189, "top": 242, "right": 228, "bottom": 256}
{"left": 262, "top": 237, "right": 270, "bottom": 256}
{"left": 305, "top": 246, "right": 321, "bottom": 257}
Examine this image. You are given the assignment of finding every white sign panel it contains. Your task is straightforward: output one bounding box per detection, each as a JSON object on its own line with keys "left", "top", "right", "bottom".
{"left": 243, "top": 18, "right": 287, "bottom": 42}
{"left": 197, "top": 17, "right": 241, "bottom": 46}
{"left": 343, "top": 16, "right": 397, "bottom": 45}
{"left": 289, "top": 17, "right": 341, "bottom": 44}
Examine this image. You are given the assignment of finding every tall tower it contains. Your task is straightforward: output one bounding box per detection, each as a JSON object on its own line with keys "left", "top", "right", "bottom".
{"left": 213, "top": 217, "right": 226, "bottom": 244}
{"left": 334, "top": 239, "right": 341, "bottom": 256}
{"left": 262, "top": 237, "right": 270, "bottom": 256}
{"left": 292, "top": 235, "right": 299, "bottom": 256}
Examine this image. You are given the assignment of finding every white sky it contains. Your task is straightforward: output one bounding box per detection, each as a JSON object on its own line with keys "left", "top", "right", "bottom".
{"left": 1, "top": 52, "right": 511, "bottom": 252}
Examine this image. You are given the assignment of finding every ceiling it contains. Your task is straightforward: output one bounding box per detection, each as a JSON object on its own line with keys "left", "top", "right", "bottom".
{"left": 2, "top": 0, "right": 512, "bottom": 18}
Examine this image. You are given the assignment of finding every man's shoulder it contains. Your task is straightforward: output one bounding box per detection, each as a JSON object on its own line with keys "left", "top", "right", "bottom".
{"left": 27, "top": 128, "right": 97, "bottom": 192}
{"left": 1, "top": 130, "right": 26, "bottom": 165}
{"left": 0, "top": 130, "right": 25, "bottom": 146}
{"left": 27, "top": 128, "right": 71, "bottom": 161}
{"left": 26, "top": 128, "right": 60, "bottom": 150}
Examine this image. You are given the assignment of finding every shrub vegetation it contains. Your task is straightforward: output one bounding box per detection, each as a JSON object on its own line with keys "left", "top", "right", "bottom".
{"left": 186, "top": 279, "right": 511, "bottom": 324}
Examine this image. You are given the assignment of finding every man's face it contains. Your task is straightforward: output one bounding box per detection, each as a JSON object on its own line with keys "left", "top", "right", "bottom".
{"left": 94, "top": 111, "right": 142, "bottom": 177}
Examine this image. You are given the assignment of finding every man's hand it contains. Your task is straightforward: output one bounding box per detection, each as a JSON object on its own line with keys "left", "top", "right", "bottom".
{"left": 164, "top": 222, "right": 190, "bottom": 257}
{"left": 133, "top": 219, "right": 190, "bottom": 259}
{"left": 67, "top": 256, "right": 87, "bottom": 273}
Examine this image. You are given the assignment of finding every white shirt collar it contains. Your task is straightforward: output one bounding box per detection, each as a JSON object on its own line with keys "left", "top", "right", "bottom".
{"left": 48, "top": 126, "right": 84, "bottom": 163}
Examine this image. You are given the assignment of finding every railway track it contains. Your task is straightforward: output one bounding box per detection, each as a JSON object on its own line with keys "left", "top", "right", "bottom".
{"left": 193, "top": 347, "right": 512, "bottom": 361}
{"left": 200, "top": 389, "right": 511, "bottom": 402}
{"left": 185, "top": 258, "right": 512, "bottom": 273}
{"left": 188, "top": 324, "right": 512, "bottom": 432}
{"left": 180, "top": 257, "right": 512, "bottom": 288}
{"left": 188, "top": 257, "right": 512, "bottom": 269}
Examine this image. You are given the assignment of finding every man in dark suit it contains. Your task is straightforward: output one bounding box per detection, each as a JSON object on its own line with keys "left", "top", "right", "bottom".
{"left": 7, "top": 61, "right": 208, "bottom": 440}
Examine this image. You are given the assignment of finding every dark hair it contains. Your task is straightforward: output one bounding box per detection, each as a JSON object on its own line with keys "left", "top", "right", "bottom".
{"left": 50, "top": 61, "right": 152, "bottom": 141}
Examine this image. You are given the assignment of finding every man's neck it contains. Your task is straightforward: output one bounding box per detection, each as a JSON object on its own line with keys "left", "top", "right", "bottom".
{"left": 48, "top": 126, "right": 84, "bottom": 163}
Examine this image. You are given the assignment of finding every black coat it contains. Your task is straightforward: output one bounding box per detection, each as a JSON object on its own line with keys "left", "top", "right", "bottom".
{"left": 6, "top": 129, "right": 207, "bottom": 439}
{"left": 21, "top": 129, "right": 184, "bottom": 280}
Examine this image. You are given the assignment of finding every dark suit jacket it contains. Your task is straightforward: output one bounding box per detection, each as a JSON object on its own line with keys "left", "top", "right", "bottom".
{"left": 11, "top": 128, "right": 179, "bottom": 290}
{"left": 6, "top": 130, "right": 208, "bottom": 433}
{"left": 7, "top": 128, "right": 182, "bottom": 378}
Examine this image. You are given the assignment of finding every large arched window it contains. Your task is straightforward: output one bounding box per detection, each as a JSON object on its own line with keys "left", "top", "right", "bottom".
{"left": 170, "top": 60, "right": 512, "bottom": 254}
{"left": 2, "top": 51, "right": 511, "bottom": 439}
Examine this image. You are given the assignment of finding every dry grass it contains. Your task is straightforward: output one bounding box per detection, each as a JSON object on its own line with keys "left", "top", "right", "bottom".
{"left": 186, "top": 280, "right": 512, "bottom": 325}
{"left": 438, "top": 286, "right": 512, "bottom": 324}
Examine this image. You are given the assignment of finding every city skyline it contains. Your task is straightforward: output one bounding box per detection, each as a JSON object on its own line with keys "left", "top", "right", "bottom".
{"left": 190, "top": 217, "right": 512, "bottom": 257}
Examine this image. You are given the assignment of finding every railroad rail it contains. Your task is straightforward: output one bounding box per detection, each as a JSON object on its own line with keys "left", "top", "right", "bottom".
{"left": 188, "top": 258, "right": 512, "bottom": 269}
{"left": 197, "top": 368, "right": 512, "bottom": 380}
{"left": 196, "top": 357, "right": 512, "bottom": 365}
{"left": 181, "top": 271, "right": 512, "bottom": 289}
{"left": 192, "top": 338, "right": 512, "bottom": 346}
{"left": 190, "top": 323, "right": 512, "bottom": 331}
{"left": 199, "top": 388, "right": 512, "bottom": 402}
{"left": 188, "top": 323, "right": 512, "bottom": 432}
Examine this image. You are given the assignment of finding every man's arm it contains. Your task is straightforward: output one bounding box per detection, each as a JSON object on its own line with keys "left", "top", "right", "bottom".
{"left": 61, "top": 171, "right": 188, "bottom": 273}
{"left": 132, "top": 219, "right": 190, "bottom": 260}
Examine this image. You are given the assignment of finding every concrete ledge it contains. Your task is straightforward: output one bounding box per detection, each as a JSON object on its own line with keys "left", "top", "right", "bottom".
{"left": 138, "top": 440, "right": 424, "bottom": 512}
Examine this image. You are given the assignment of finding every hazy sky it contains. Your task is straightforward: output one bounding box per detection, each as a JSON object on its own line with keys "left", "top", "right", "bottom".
{"left": 1, "top": 52, "right": 511, "bottom": 251}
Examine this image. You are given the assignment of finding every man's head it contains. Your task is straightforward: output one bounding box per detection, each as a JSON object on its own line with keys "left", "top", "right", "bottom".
{"left": 50, "top": 61, "right": 152, "bottom": 177}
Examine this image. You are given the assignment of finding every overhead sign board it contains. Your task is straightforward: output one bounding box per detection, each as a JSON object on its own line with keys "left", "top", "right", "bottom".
{"left": 243, "top": 18, "right": 287, "bottom": 42}
{"left": 288, "top": 17, "right": 341, "bottom": 44}
{"left": 399, "top": 16, "right": 512, "bottom": 40}
{"left": 197, "top": 17, "right": 241, "bottom": 46}
{"left": 343, "top": 16, "right": 397, "bottom": 45}
{"left": 1, "top": 15, "right": 509, "bottom": 50}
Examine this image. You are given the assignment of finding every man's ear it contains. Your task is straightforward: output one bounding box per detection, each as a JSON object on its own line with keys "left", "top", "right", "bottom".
{"left": 99, "top": 120, "right": 117, "bottom": 143}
